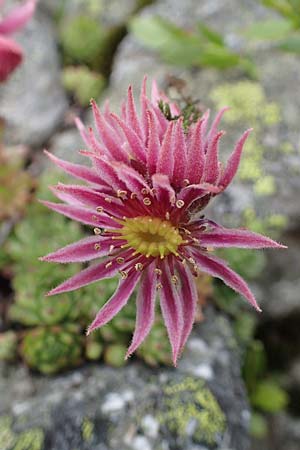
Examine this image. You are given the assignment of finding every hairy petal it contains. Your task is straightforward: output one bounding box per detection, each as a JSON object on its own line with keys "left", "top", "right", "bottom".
{"left": 47, "top": 249, "right": 134, "bottom": 296}
{"left": 40, "top": 236, "right": 122, "bottom": 263}
{"left": 219, "top": 129, "right": 252, "bottom": 189}
{"left": 40, "top": 200, "right": 118, "bottom": 228}
{"left": 159, "top": 259, "right": 184, "bottom": 365}
{"left": 198, "top": 227, "right": 287, "bottom": 249}
{"left": 0, "top": 0, "right": 35, "bottom": 35}
{"left": 87, "top": 271, "right": 141, "bottom": 334}
{"left": 176, "top": 261, "right": 197, "bottom": 354}
{"left": 126, "top": 262, "right": 157, "bottom": 357}
{"left": 0, "top": 35, "right": 22, "bottom": 81}
{"left": 191, "top": 250, "right": 261, "bottom": 311}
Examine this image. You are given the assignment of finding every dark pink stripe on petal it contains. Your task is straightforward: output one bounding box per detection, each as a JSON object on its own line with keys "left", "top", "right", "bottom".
{"left": 186, "top": 118, "right": 205, "bottom": 184}
{"left": 40, "top": 236, "right": 120, "bottom": 263}
{"left": 40, "top": 201, "right": 119, "bottom": 228}
{"left": 87, "top": 271, "right": 141, "bottom": 334}
{"left": 172, "top": 118, "right": 187, "bottom": 187}
{"left": 202, "top": 131, "right": 224, "bottom": 184}
{"left": 146, "top": 109, "right": 161, "bottom": 176}
{"left": 47, "top": 249, "right": 133, "bottom": 296}
{"left": 191, "top": 250, "right": 261, "bottom": 311}
{"left": 176, "top": 261, "right": 197, "bottom": 354}
{"left": 157, "top": 121, "right": 174, "bottom": 178}
{"left": 159, "top": 259, "right": 184, "bottom": 365}
{"left": 126, "top": 262, "right": 157, "bottom": 357}
{"left": 44, "top": 151, "right": 106, "bottom": 186}
{"left": 198, "top": 228, "right": 287, "bottom": 249}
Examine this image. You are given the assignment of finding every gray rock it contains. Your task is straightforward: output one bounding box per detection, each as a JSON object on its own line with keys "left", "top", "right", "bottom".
{"left": 0, "top": 3, "right": 67, "bottom": 147}
{"left": 0, "top": 308, "right": 250, "bottom": 450}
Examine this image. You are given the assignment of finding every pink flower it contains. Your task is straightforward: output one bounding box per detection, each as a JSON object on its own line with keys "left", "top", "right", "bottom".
{"left": 41, "top": 77, "right": 286, "bottom": 365}
{"left": 0, "top": 0, "right": 36, "bottom": 82}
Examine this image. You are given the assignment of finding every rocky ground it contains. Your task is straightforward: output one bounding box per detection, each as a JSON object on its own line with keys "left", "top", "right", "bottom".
{"left": 0, "top": 0, "right": 300, "bottom": 449}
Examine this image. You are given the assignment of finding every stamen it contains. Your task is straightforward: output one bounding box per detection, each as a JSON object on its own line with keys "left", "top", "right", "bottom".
{"left": 141, "top": 188, "right": 149, "bottom": 195}
{"left": 155, "top": 268, "right": 162, "bottom": 276}
{"left": 156, "top": 283, "right": 162, "bottom": 290}
{"left": 105, "top": 261, "right": 113, "bottom": 268}
{"left": 135, "top": 263, "right": 144, "bottom": 271}
{"left": 105, "top": 197, "right": 112, "bottom": 203}
{"left": 171, "top": 275, "right": 179, "bottom": 285}
{"left": 96, "top": 206, "right": 104, "bottom": 213}
{"left": 94, "top": 243, "right": 101, "bottom": 250}
{"left": 143, "top": 197, "right": 152, "bottom": 206}
{"left": 117, "top": 257, "right": 125, "bottom": 264}
{"left": 176, "top": 200, "right": 185, "bottom": 209}
{"left": 94, "top": 228, "right": 102, "bottom": 235}
{"left": 117, "top": 190, "right": 127, "bottom": 199}
{"left": 119, "top": 270, "right": 128, "bottom": 279}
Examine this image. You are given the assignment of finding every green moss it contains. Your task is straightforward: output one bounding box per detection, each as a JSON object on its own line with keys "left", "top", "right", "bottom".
{"left": 0, "top": 416, "right": 44, "bottom": 450}
{"left": 158, "top": 377, "right": 226, "bottom": 445}
{"left": 81, "top": 417, "right": 94, "bottom": 442}
{"left": 210, "top": 81, "right": 281, "bottom": 190}
{"left": 13, "top": 428, "right": 44, "bottom": 450}
{"left": 0, "top": 416, "right": 15, "bottom": 450}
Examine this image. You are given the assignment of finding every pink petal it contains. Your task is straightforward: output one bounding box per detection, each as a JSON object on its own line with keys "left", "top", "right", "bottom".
{"left": 90, "top": 100, "right": 128, "bottom": 162}
{"left": 47, "top": 249, "right": 134, "bottom": 296}
{"left": 152, "top": 174, "right": 176, "bottom": 208}
{"left": 207, "top": 107, "right": 229, "bottom": 143}
{"left": 172, "top": 118, "right": 187, "bottom": 187}
{"left": 198, "top": 227, "right": 287, "bottom": 249}
{"left": 126, "top": 85, "right": 143, "bottom": 139}
{"left": 156, "top": 121, "right": 174, "bottom": 178}
{"left": 0, "top": 0, "right": 35, "bottom": 35}
{"left": 110, "top": 113, "right": 146, "bottom": 164}
{"left": 146, "top": 109, "right": 161, "bottom": 176}
{"left": 159, "top": 259, "right": 184, "bottom": 365}
{"left": 87, "top": 271, "right": 141, "bottom": 334}
{"left": 40, "top": 200, "right": 119, "bottom": 228}
{"left": 40, "top": 236, "right": 121, "bottom": 263}
{"left": 191, "top": 250, "right": 261, "bottom": 311}
{"left": 87, "top": 153, "right": 128, "bottom": 192}
{"left": 219, "top": 129, "right": 252, "bottom": 189}
{"left": 44, "top": 151, "right": 106, "bottom": 186}
{"left": 0, "top": 35, "right": 22, "bottom": 81}
{"left": 140, "top": 75, "right": 148, "bottom": 138}
{"left": 175, "top": 261, "right": 197, "bottom": 354}
{"left": 202, "top": 131, "right": 224, "bottom": 184}
{"left": 126, "top": 262, "right": 157, "bottom": 357}
{"left": 186, "top": 118, "right": 205, "bottom": 184}
{"left": 113, "top": 162, "right": 150, "bottom": 199}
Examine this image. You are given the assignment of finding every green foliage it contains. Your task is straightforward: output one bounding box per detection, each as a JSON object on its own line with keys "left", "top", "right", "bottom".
{"left": 60, "top": 16, "right": 106, "bottom": 65}
{"left": 20, "top": 324, "right": 83, "bottom": 375}
{"left": 0, "top": 150, "right": 34, "bottom": 223}
{"left": 130, "top": 16, "right": 255, "bottom": 75}
{"left": 244, "top": 0, "right": 300, "bottom": 53}
{"left": 62, "top": 66, "right": 105, "bottom": 106}
{"left": 251, "top": 380, "right": 289, "bottom": 412}
{"left": 104, "top": 344, "right": 127, "bottom": 367}
{"left": 250, "top": 412, "right": 268, "bottom": 439}
{"left": 0, "top": 332, "right": 18, "bottom": 362}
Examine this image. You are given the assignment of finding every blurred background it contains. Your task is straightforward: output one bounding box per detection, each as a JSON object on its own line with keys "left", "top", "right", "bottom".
{"left": 0, "top": 1, "right": 300, "bottom": 449}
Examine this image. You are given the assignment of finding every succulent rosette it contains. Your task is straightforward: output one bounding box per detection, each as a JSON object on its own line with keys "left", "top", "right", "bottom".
{"left": 41, "top": 77, "right": 285, "bottom": 364}
{"left": 0, "top": 0, "right": 35, "bottom": 82}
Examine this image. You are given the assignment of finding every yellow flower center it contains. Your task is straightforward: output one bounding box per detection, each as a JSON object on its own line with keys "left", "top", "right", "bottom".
{"left": 119, "top": 216, "right": 183, "bottom": 258}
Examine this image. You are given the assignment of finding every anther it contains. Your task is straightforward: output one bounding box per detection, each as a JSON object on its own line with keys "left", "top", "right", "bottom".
{"left": 135, "top": 263, "right": 144, "bottom": 271}
{"left": 143, "top": 197, "right": 152, "bottom": 206}
{"left": 96, "top": 206, "right": 104, "bottom": 213}
{"left": 183, "top": 179, "right": 190, "bottom": 187}
{"left": 105, "top": 197, "right": 112, "bottom": 203}
{"left": 117, "top": 190, "right": 127, "bottom": 199}
{"left": 171, "top": 275, "right": 179, "bottom": 285}
{"left": 109, "top": 245, "right": 115, "bottom": 254}
{"left": 156, "top": 283, "right": 162, "bottom": 290}
{"left": 176, "top": 200, "right": 185, "bottom": 209}
{"left": 105, "top": 261, "right": 113, "bottom": 268}
{"left": 94, "top": 243, "right": 101, "bottom": 250}
{"left": 130, "top": 193, "right": 137, "bottom": 200}
{"left": 117, "top": 257, "right": 125, "bottom": 264}
{"left": 119, "top": 270, "right": 128, "bottom": 279}
{"left": 165, "top": 212, "right": 170, "bottom": 220}
{"left": 141, "top": 187, "right": 149, "bottom": 195}
{"left": 94, "top": 228, "right": 102, "bottom": 235}
{"left": 154, "top": 268, "right": 162, "bottom": 276}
